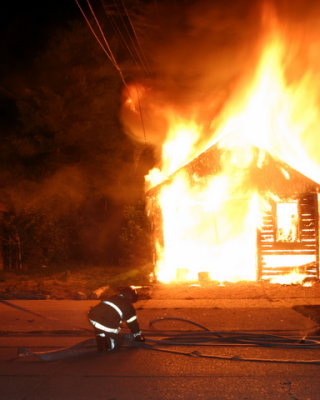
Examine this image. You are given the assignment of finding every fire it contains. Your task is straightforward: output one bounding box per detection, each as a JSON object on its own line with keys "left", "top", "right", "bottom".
{"left": 124, "top": 8, "right": 320, "bottom": 285}
{"left": 215, "top": 30, "right": 320, "bottom": 184}
{"left": 155, "top": 171, "right": 261, "bottom": 282}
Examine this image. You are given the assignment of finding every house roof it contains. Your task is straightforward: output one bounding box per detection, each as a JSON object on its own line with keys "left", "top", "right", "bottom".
{"left": 250, "top": 150, "right": 320, "bottom": 197}
{"left": 146, "top": 145, "right": 320, "bottom": 199}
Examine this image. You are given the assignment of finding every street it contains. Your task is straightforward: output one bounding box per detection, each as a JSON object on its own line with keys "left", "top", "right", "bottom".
{"left": 1, "top": 283, "right": 320, "bottom": 400}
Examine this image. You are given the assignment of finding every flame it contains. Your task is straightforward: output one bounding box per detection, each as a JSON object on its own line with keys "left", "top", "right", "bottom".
{"left": 269, "top": 269, "right": 310, "bottom": 286}
{"left": 155, "top": 172, "right": 262, "bottom": 283}
{"left": 215, "top": 27, "right": 320, "bottom": 183}
{"left": 126, "top": 9, "right": 320, "bottom": 285}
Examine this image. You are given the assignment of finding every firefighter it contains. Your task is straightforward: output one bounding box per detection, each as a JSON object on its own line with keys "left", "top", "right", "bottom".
{"left": 88, "top": 286, "right": 145, "bottom": 352}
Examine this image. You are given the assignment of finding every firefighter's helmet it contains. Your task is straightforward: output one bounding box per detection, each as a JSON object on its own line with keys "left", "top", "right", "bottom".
{"left": 118, "top": 286, "right": 138, "bottom": 303}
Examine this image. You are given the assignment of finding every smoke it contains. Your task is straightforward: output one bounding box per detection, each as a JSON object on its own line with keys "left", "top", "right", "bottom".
{"left": 121, "top": 0, "right": 263, "bottom": 146}
{"left": 121, "top": 0, "right": 320, "bottom": 177}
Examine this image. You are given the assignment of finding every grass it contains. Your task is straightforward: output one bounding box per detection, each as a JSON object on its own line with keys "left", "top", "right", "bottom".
{"left": 0, "top": 264, "right": 153, "bottom": 299}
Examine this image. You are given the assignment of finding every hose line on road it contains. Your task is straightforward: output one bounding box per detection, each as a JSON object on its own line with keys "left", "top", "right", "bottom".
{"left": 146, "top": 317, "right": 320, "bottom": 348}
{"left": 149, "top": 317, "right": 214, "bottom": 333}
{"left": 14, "top": 317, "right": 320, "bottom": 364}
{"left": 134, "top": 316, "right": 320, "bottom": 365}
{"left": 0, "top": 300, "right": 52, "bottom": 319}
{"left": 138, "top": 342, "right": 320, "bottom": 365}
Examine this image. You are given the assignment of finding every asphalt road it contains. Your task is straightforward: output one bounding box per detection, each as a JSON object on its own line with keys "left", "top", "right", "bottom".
{"left": 1, "top": 283, "right": 320, "bottom": 400}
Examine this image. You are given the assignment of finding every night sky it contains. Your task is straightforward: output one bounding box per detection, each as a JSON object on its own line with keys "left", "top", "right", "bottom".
{"left": 1, "top": 1, "right": 79, "bottom": 132}
{"left": 1, "top": 1, "right": 78, "bottom": 70}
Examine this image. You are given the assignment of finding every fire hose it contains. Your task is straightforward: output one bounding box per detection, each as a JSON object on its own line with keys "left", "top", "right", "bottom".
{"left": 16, "top": 317, "right": 320, "bottom": 364}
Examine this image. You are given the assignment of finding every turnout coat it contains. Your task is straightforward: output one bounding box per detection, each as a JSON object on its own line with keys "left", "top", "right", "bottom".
{"left": 88, "top": 294, "right": 141, "bottom": 336}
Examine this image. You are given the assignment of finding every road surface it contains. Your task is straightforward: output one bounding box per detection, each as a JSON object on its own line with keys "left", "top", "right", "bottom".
{"left": 1, "top": 283, "right": 320, "bottom": 399}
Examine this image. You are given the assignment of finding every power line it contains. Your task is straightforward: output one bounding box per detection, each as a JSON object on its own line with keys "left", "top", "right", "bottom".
{"left": 105, "top": 2, "right": 142, "bottom": 71}
{"left": 100, "top": 0, "right": 151, "bottom": 76}
{"left": 118, "top": 0, "right": 151, "bottom": 75}
{"left": 74, "top": 0, "right": 148, "bottom": 144}
{"left": 74, "top": 0, "right": 127, "bottom": 86}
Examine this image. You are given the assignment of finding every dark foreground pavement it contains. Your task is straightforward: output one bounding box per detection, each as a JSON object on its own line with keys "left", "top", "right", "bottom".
{"left": 1, "top": 283, "right": 320, "bottom": 400}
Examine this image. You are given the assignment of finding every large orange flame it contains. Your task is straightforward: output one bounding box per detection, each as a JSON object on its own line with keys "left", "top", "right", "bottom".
{"left": 125, "top": 9, "right": 320, "bottom": 285}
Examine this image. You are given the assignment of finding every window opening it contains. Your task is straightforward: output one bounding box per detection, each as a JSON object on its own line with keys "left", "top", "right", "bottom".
{"left": 275, "top": 201, "right": 299, "bottom": 242}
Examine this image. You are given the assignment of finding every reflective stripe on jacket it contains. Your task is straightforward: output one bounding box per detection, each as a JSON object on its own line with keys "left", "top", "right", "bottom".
{"left": 88, "top": 294, "right": 140, "bottom": 334}
{"left": 89, "top": 319, "right": 121, "bottom": 334}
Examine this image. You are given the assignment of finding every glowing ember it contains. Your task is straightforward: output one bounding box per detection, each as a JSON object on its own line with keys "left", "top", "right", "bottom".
{"left": 269, "top": 269, "right": 310, "bottom": 286}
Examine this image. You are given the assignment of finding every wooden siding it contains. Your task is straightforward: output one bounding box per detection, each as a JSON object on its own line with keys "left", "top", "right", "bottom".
{"left": 257, "top": 193, "right": 319, "bottom": 281}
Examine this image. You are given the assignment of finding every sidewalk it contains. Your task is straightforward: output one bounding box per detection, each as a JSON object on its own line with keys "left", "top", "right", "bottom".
{"left": 1, "top": 282, "right": 320, "bottom": 335}
{"left": 140, "top": 281, "right": 320, "bottom": 308}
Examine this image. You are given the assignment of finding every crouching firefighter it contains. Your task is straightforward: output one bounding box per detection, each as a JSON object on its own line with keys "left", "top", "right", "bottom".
{"left": 88, "top": 286, "right": 145, "bottom": 352}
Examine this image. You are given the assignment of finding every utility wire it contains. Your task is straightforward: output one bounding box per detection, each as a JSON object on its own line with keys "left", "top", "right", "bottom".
{"left": 86, "top": 0, "right": 128, "bottom": 86}
{"left": 113, "top": 19, "right": 137, "bottom": 63}
{"left": 135, "top": 85, "right": 147, "bottom": 144}
{"left": 86, "top": 0, "right": 119, "bottom": 65}
{"left": 74, "top": 0, "right": 113, "bottom": 63}
{"left": 75, "top": 0, "right": 148, "bottom": 143}
{"left": 119, "top": 0, "right": 151, "bottom": 75}
{"left": 74, "top": 0, "right": 127, "bottom": 87}
{"left": 104, "top": 4, "right": 142, "bottom": 71}
{"left": 102, "top": 0, "right": 150, "bottom": 75}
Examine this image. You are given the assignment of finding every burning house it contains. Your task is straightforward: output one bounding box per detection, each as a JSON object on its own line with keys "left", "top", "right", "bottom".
{"left": 120, "top": 3, "right": 320, "bottom": 285}
{"left": 146, "top": 145, "right": 320, "bottom": 284}
{"left": 140, "top": 29, "right": 320, "bottom": 285}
